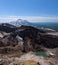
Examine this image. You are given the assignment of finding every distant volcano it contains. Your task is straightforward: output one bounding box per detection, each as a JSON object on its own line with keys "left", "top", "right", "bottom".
{"left": 10, "top": 19, "right": 31, "bottom": 27}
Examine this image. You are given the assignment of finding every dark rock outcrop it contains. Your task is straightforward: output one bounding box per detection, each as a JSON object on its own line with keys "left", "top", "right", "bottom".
{"left": 37, "top": 33, "right": 58, "bottom": 48}
{"left": 0, "top": 23, "right": 19, "bottom": 33}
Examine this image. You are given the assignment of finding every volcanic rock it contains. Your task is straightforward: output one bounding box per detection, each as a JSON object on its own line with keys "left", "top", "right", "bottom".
{"left": 0, "top": 23, "right": 18, "bottom": 33}
{"left": 0, "top": 25, "right": 58, "bottom": 53}
{"left": 10, "top": 25, "right": 58, "bottom": 52}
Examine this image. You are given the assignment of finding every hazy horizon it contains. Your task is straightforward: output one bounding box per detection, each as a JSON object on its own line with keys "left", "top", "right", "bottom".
{"left": 0, "top": 0, "right": 58, "bottom": 22}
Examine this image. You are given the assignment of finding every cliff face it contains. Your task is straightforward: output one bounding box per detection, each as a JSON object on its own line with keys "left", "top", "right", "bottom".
{"left": 40, "top": 34, "right": 58, "bottom": 48}
{"left": 0, "top": 24, "right": 58, "bottom": 53}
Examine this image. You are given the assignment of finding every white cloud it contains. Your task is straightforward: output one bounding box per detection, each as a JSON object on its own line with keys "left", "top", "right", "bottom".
{"left": 0, "top": 16, "right": 58, "bottom": 23}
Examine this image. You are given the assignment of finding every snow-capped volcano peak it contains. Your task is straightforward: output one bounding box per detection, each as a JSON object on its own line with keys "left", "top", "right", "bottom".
{"left": 16, "top": 19, "right": 23, "bottom": 22}
{"left": 10, "top": 19, "right": 31, "bottom": 27}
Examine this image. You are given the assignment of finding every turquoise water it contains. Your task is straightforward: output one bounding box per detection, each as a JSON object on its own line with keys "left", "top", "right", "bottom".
{"left": 36, "top": 52, "right": 47, "bottom": 57}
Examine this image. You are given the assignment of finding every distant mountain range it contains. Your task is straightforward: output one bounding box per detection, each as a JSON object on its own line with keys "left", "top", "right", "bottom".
{"left": 31, "top": 22, "right": 58, "bottom": 31}
{"left": 0, "top": 19, "right": 58, "bottom": 31}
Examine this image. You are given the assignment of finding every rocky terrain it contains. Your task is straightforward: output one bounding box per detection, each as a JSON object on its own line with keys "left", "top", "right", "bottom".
{"left": 0, "top": 23, "right": 58, "bottom": 65}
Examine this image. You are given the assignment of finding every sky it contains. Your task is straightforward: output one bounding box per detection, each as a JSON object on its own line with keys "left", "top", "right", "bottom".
{"left": 0, "top": 0, "right": 58, "bottom": 22}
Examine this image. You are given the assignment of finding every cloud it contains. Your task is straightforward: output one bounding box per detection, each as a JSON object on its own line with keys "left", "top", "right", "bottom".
{"left": 0, "top": 16, "right": 58, "bottom": 23}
